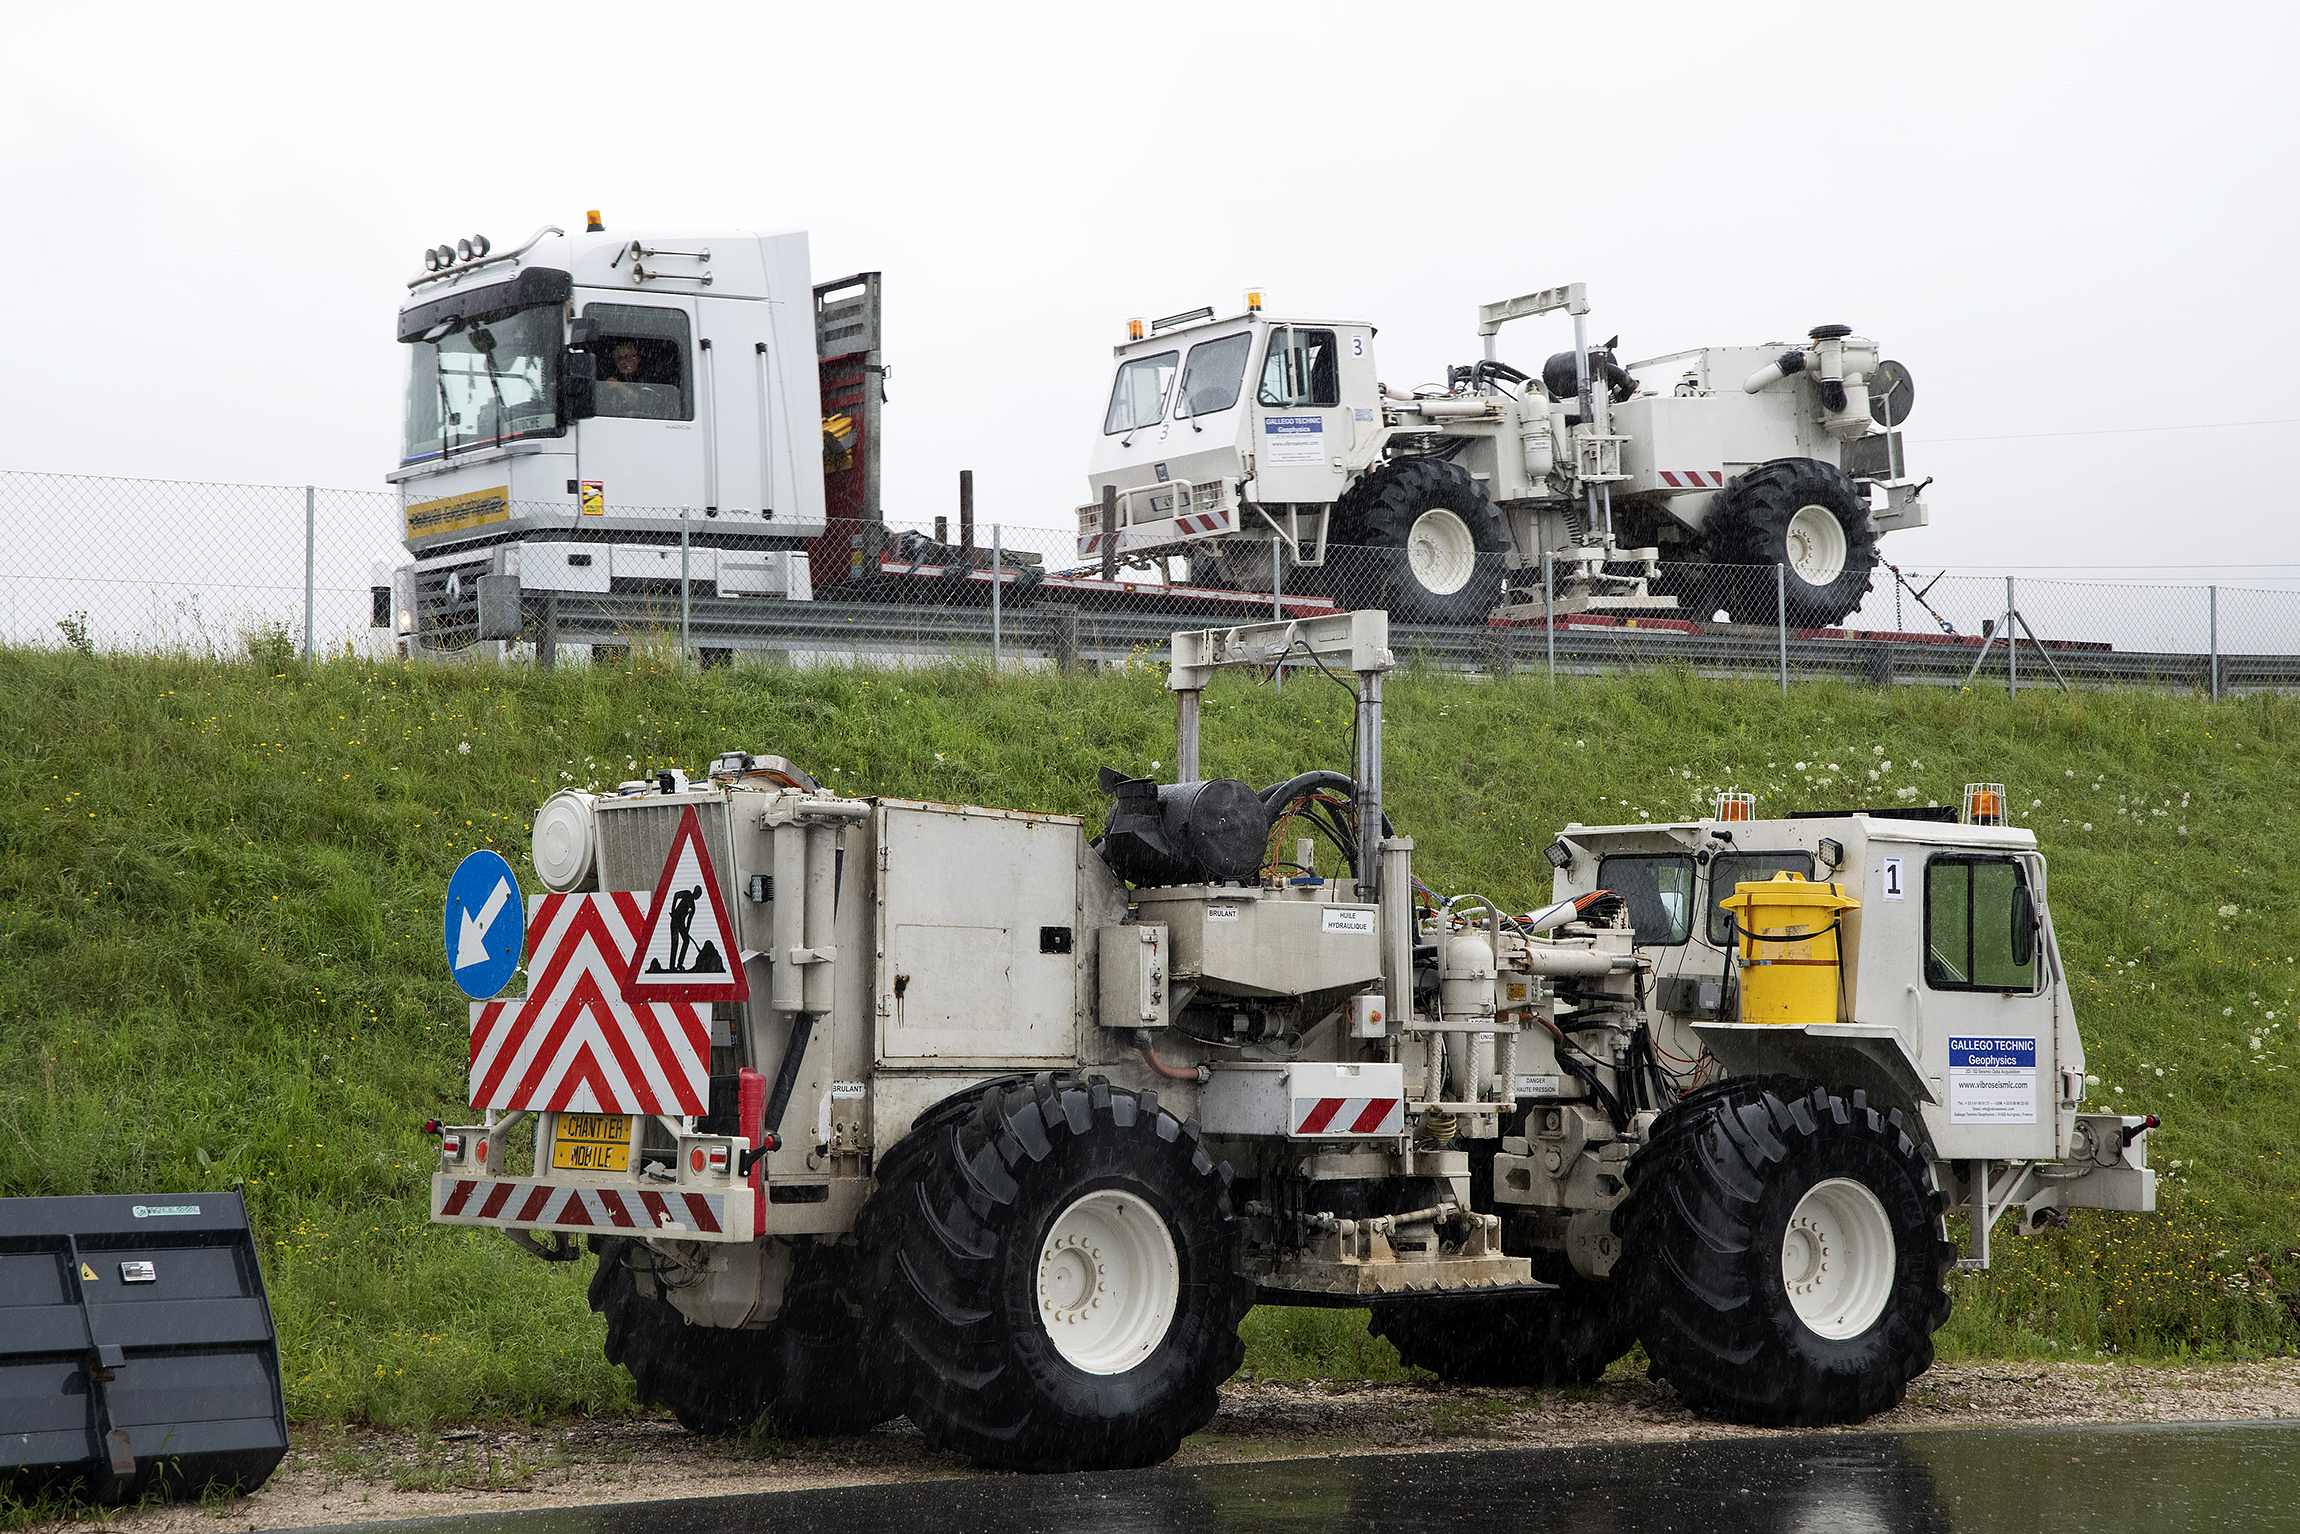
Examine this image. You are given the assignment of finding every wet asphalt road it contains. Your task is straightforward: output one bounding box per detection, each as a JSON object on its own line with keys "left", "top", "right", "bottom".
{"left": 310, "top": 1419, "right": 2300, "bottom": 1534}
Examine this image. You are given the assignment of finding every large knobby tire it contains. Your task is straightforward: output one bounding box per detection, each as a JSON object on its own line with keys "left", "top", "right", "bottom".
{"left": 1367, "top": 1251, "right": 1636, "bottom": 1387}
{"left": 1328, "top": 457, "right": 1509, "bottom": 624}
{"left": 588, "top": 1237, "right": 777, "bottom": 1434}
{"left": 1617, "top": 1077, "right": 1954, "bottom": 1427}
{"left": 860, "top": 1075, "right": 1253, "bottom": 1473}
{"left": 1702, "top": 458, "right": 1878, "bottom": 627}
{"left": 769, "top": 1242, "right": 908, "bottom": 1435}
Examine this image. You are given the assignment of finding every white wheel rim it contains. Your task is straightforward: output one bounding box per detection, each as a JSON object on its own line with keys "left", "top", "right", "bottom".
{"left": 1785, "top": 505, "right": 1849, "bottom": 586}
{"left": 1035, "top": 1189, "right": 1180, "bottom": 1375}
{"left": 1404, "top": 509, "right": 1478, "bottom": 596}
{"left": 1781, "top": 1176, "right": 1897, "bottom": 1340}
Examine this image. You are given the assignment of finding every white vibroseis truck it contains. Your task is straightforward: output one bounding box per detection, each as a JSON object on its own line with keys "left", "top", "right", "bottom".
{"left": 428, "top": 610, "right": 2149, "bottom": 1469}
{"left": 1082, "top": 285, "right": 1932, "bottom": 628}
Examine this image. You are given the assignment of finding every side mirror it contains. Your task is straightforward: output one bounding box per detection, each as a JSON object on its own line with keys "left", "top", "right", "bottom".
{"left": 561, "top": 350, "right": 597, "bottom": 421}
{"left": 2010, "top": 884, "right": 2038, "bottom": 968}
{"left": 568, "top": 316, "right": 600, "bottom": 349}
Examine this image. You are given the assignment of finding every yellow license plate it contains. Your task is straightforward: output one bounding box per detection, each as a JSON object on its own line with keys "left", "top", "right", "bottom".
{"left": 552, "top": 1113, "right": 631, "bottom": 1172}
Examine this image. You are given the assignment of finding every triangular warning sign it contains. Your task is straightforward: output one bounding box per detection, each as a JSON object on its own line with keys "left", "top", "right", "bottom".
{"left": 81, "top": 1262, "right": 98, "bottom": 1282}
{"left": 623, "top": 805, "right": 749, "bottom": 1004}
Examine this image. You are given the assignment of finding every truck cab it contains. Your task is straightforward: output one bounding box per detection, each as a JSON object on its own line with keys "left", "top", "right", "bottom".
{"left": 1080, "top": 309, "right": 1379, "bottom": 571}
{"left": 387, "top": 222, "right": 829, "bottom": 649}
{"left": 1544, "top": 799, "right": 2118, "bottom": 1175}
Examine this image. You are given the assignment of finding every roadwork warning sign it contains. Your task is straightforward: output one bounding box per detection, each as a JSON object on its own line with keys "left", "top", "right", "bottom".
{"left": 1948, "top": 1036, "right": 2037, "bottom": 1123}
{"left": 623, "top": 806, "right": 749, "bottom": 1004}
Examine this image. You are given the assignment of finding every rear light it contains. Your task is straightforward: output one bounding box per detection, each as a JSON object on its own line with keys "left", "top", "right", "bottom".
{"left": 707, "top": 1145, "right": 731, "bottom": 1174}
{"left": 440, "top": 1134, "right": 465, "bottom": 1163}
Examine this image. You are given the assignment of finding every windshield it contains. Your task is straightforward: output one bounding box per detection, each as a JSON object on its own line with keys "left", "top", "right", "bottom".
{"left": 1594, "top": 854, "right": 1695, "bottom": 946}
{"left": 1175, "top": 332, "right": 1252, "bottom": 418}
{"left": 1104, "top": 351, "right": 1177, "bottom": 435}
{"left": 402, "top": 303, "right": 562, "bottom": 463}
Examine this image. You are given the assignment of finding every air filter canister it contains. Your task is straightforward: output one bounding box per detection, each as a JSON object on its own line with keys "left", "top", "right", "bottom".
{"left": 1097, "top": 770, "right": 1270, "bottom": 888}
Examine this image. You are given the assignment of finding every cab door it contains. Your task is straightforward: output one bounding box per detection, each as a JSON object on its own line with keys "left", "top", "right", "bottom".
{"left": 1915, "top": 850, "right": 2059, "bottom": 1161}
{"left": 1248, "top": 325, "right": 1355, "bottom": 505}
{"left": 572, "top": 297, "right": 705, "bottom": 527}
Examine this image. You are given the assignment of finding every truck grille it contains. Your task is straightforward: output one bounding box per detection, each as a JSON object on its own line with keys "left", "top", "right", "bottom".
{"left": 410, "top": 557, "right": 493, "bottom": 651}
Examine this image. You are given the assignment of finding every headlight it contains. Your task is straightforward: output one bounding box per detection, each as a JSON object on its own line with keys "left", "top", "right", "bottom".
{"left": 532, "top": 790, "right": 599, "bottom": 892}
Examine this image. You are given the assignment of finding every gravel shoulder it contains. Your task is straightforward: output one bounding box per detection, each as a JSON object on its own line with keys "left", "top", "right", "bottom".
{"left": 32, "top": 1358, "right": 2300, "bottom": 1533}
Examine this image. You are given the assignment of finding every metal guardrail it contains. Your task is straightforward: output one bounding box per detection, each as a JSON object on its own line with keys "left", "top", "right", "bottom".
{"left": 530, "top": 593, "right": 2300, "bottom": 692}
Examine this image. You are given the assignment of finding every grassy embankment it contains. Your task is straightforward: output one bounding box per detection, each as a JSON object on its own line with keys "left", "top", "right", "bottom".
{"left": 2, "top": 644, "right": 2295, "bottom": 1425}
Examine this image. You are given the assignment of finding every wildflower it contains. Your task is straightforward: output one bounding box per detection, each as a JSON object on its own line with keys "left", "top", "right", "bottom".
{"left": 2082, "top": 823, "right": 2093, "bottom": 831}
{"left": 2219, "top": 904, "right": 2240, "bottom": 918}
{"left": 2224, "top": 1007, "right": 2235, "bottom": 1016}
{"left": 457, "top": 741, "right": 472, "bottom": 755}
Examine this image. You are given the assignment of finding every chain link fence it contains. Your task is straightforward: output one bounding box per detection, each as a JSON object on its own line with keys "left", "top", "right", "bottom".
{"left": 5, "top": 468, "right": 2297, "bottom": 692}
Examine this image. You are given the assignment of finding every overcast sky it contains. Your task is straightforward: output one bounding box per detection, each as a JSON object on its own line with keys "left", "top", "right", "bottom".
{"left": 5, "top": 1, "right": 2296, "bottom": 588}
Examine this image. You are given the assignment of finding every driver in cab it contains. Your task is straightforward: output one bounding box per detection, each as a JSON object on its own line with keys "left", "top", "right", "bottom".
{"left": 596, "top": 339, "right": 647, "bottom": 412}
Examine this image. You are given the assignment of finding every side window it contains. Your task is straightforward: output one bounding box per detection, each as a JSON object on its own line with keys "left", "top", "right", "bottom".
{"left": 1594, "top": 854, "right": 1695, "bottom": 947}
{"left": 1925, "top": 856, "right": 2040, "bottom": 991}
{"left": 1104, "top": 351, "right": 1178, "bottom": 434}
{"left": 1706, "top": 851, "right": 1818, "bottom": 945}
{"left": 1257, "top": 327, "right": 1340, "bottom": 407}
{"left": 585, "top": 304, "right": 693, "bottom": 421}
{"left": 1175, "top": 332, "right": 1253, "bottom": 418}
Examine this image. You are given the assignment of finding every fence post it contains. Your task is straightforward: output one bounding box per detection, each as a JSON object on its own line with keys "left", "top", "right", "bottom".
{"left": 2209, "top": 584, "right": 2220, "bottom": 700}
{"left": 2006, "top": 576, "right": 2017, "bottom": 699}
{"left": 1776, "top": 562, "right": 1788, "bottom": 695}
{"left": 991, "top": 522, "right": 1002, "bottom": 671}
{"left": 1544, "top": 549, "right": 1555, "bottom": 685}
{"left": 680, "top": 505, "right": 692, "bottom": 667}
{"left": 959, "top": 469, "right": 974, "bottom": 559}
{"left": 303, "top": 485, "right": 315, "bottom": 663}
{"left": 1272, "top": 549, "right": 1283, "bottom": 691}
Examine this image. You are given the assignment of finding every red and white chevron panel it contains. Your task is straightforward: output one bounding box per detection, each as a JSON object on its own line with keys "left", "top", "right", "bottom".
{"left": 468, "top": 892, "right": 710, "bottom": 1115}
{"left": 1077, "top": 507, "right": 1233, "bottom": 558}
{"left": 1290, "top": 1096, "right": 1406, "bottom": 1136}
{"left": 431, "top": 1175, "right": 748, "bottom": 1242}
{"left": 1656, "top": 469, "right": 1727, "bottom": 489}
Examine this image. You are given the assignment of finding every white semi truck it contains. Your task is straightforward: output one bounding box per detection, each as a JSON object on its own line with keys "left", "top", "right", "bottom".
{"left": 1081, "top": 285, "right": 1932, "bottom": 627}
{"left": 383, "top": 218, "right": 868, "bottom": 657}
{"left": 428, "top": 610, "right": 2152, "bottom": 1470}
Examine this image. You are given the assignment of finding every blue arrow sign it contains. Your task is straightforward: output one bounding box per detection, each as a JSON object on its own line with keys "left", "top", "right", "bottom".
{"left": 444, "top": 849, "right": 525, "bottom": 1000}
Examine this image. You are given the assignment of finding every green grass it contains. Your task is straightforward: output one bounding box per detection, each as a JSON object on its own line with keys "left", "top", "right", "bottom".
{"left": 2, "top": 645, "right": 2297, "bottom": 1427}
